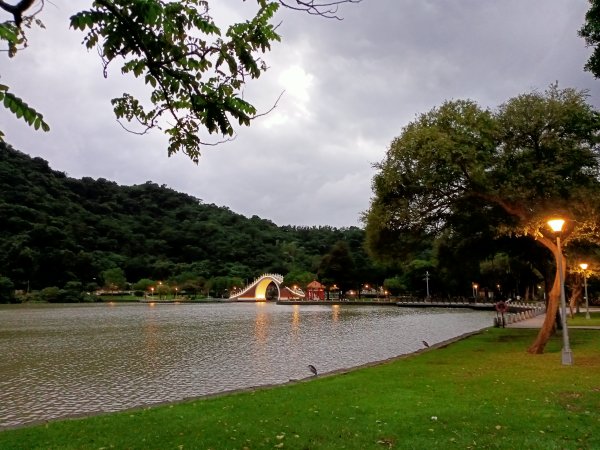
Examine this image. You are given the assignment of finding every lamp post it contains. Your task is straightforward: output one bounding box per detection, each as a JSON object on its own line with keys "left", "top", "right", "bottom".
{"left": 547, "top": 218, "right": 573, "bottom": 365}
{"left": 579, "top": 263, "right": 591, "bottom": 320}
{"left": 424, "top": 271, "right": 430, "bottom": 299}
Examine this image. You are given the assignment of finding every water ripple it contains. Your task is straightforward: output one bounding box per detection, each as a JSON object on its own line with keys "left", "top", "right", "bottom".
{"left": 0, "top": 303, "right": 492, "bottom": 428}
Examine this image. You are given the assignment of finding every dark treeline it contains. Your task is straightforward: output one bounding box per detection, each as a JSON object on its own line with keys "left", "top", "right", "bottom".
{"left": 4, "top": 143, "right": 582, "bottom": 305}
{"left": 0, "top": 144, "right": 385, "bottom": 301}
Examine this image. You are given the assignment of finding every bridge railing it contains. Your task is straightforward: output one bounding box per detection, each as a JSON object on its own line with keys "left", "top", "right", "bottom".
{"left": 229, "top": 273, "right": 285, "bottom": 299}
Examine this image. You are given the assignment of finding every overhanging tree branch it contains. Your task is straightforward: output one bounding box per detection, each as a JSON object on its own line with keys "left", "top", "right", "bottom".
{"left": 278, "top": 0, "right": 361, "bottom": 19}
{"left": 0, "top": 0, "right": 37, "bottom": 27}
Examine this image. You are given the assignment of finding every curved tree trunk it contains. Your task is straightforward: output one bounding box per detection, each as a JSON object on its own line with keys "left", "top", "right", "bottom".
{"left": 569, "top": 280, "right": 582, "bottom": 315}
{"left": 527, "top": 236, "right": 565, "bottom": 354}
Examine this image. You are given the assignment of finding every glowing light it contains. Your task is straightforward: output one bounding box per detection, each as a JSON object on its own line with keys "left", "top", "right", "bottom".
{"left": 547, "top": 218, "right": 565, "bottom": 233}
{"left": 580, "top": 263, "right": 588, "bottom": 270}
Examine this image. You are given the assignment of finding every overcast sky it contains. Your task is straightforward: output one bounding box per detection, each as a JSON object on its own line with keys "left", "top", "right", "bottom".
{"left": 3, "top": 1, "right": 599, "bottom": 228}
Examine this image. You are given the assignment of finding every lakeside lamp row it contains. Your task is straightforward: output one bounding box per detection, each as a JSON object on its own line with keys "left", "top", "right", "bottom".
{"left": 148, "top": 284, "right": 179, "bottom": 297}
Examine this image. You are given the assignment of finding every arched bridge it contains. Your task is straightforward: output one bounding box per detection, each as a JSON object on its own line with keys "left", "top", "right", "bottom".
{"left": 229, "top": 273, "right": 304, "bottom": 302}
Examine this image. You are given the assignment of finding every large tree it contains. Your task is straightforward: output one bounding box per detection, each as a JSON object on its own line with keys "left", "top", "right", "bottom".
{"left": 0, "top": 0, "right": 359, "bottom": 161}
{"left": 580, "top": 0, "right": 600, "bottom": 78}
{"left": 364, "top": 85, "right": 600, "bottom": 354}
{"left": 318, "top": 240, "right": 356, "bottom": 298}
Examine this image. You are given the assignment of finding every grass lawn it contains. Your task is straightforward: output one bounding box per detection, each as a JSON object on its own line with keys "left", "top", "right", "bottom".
{"left": 568, "top": 311, "right": 600, "bottom": 327}
{"left": 1, "top": 328, "right": 598, "bottom": 449}
{"left": 97, "top": 295, "right": 140, "bottom": 302}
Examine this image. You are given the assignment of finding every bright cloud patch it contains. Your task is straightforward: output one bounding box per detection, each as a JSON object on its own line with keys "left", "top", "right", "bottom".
{"left": 279, "top": 65, "right": 314, "bottom": 102}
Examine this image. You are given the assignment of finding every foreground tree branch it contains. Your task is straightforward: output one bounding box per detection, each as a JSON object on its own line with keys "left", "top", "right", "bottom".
{"left": 1, "top": 0, "right": 360, "bottom": 159}
{"left": 0, "top": 0, "right": 36, "bottom": 27}
{"left": 279, "top": 0, "right": 361, "bottom": 19}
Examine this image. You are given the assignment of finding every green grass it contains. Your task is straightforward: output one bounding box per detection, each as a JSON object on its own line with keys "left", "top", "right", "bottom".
{"left": 568, "top": 311, "right": 600, "bottom": 327}
{"left": 98, "top": 294, "right": 140, "bottom": 302}
{"left": 1, "top": 328, "right": 599, "bottom": 449}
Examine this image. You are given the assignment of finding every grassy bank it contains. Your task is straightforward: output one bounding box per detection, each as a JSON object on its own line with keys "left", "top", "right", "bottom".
{"left": 1, "top": 328, "right": 598, "bottom": 449}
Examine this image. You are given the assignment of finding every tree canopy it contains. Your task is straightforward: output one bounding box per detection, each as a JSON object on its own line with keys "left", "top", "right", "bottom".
{"left": 580, "top": 0, "right": 600, "bottom": 78}
{"left": 364, "top": 85, "right": 600, "bottom": 353}
{"left": 0, "top": 0, "right": 360, "bottom": 161}
{"left": 0, "top": 142, "right": 379, "bottom": 300}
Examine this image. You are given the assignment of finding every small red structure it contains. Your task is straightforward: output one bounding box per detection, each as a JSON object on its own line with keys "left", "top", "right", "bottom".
{"left": 306, "top": 280, "right": 325, "bottom": 301}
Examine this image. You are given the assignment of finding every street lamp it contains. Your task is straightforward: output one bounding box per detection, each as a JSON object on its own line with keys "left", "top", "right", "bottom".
{"left": 579, "top": 263, "right": 591, "bottom": 320}
{"left": 547, "top": 218, "right": 573, "bottom": 365}
{"left": 472, "top": 283, "right": 479, "bottom": 299}
{"left": 332, "top": 284, "right": 339, "bottom": 300}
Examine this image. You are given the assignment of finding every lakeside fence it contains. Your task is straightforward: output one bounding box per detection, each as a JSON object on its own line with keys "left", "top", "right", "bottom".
{"left": 494, "top": 301, "right": 547, "bottom": 327}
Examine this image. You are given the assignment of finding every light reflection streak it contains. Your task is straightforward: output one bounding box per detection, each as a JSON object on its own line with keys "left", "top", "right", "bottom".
{"left": 291, "top": 305, "right": 301, "bottom": 336}
{"left": 254, "top": 303, "right": 269, "bottom": 344}
{"left": 332, "top": 304, "right": 340, "bottom": 322}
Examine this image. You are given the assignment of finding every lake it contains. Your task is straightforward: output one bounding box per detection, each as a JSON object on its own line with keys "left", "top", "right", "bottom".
{"left": 0, "top": 302, "right": 493, "bottom": 428}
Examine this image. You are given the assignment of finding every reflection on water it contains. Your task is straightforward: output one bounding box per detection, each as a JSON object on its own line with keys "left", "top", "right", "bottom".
{"left": 331, "top": 304, "right": 340, "bottom": 322}
{"left": 254, "top": 302, "right": 270, "bottom": 344}
{"left": 291, "top": 305, "right": 301, "bottom": 333}
{"left": 0, "top": 303, "right": 492, "bottom": 428}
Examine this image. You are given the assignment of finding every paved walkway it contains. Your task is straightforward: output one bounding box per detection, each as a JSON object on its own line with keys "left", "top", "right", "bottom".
{"left": 506, "top": 314, "right": 546, "bottom": 328}
{"left": 507, "top": 308, "right": 600, "bottom": 329}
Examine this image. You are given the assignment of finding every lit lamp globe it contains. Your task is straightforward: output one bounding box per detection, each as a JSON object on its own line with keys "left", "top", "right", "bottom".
{"left": 547, "top": 218, "right": 565, "bottom": 233}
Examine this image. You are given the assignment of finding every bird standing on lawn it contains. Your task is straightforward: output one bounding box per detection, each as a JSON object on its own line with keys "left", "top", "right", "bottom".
{"left": 308, "top": 364, "right": 318, "bottom": 376}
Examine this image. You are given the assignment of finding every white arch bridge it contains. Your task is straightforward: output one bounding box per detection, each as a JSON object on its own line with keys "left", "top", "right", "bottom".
{"left": 228, "top": 273, "right": 304, "bottom": 302}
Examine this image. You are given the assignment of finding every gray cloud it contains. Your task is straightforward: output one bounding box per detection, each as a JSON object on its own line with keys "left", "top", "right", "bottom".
{"left": 3, "top": 0, "right": 599, "bottom": 227}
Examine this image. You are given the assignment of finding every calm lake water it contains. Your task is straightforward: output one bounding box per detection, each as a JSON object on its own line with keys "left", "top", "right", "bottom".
{"left": 0, "top": 302, "right": 493, "bottom": 428}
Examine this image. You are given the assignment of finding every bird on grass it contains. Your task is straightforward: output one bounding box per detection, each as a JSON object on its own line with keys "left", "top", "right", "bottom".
{"left": 422, "top": 340, "right": 430, "bottom": 348}
{"left": 308, "top": 364, "right": 318, "bottom": 376}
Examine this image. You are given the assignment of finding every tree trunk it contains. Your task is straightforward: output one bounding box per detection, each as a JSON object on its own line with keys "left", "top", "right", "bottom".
{"left": 527, "top": 236, "right": 564, "bottom": 354}
{"left": 569, "top": 280, "right": 582, "bottom": 315}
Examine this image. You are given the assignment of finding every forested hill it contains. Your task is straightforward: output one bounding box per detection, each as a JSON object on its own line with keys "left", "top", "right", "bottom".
{"left": 0, "top": 144, "right": 375, "bottom": 294}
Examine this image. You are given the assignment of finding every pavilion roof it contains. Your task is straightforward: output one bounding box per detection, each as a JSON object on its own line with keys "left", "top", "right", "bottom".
{"left": 306, "top": 280, "right": 325, "bottom": 289}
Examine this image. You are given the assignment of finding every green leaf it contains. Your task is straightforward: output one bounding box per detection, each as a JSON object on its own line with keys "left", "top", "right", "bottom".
{"left": 68, "top": 0, "right": 282, "bottom": 160}
{"left": 0, "top": 23, "right": 18, "bottom": 44}
{"left": 0, "top": 89, "right": 50, "bottom": 134}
